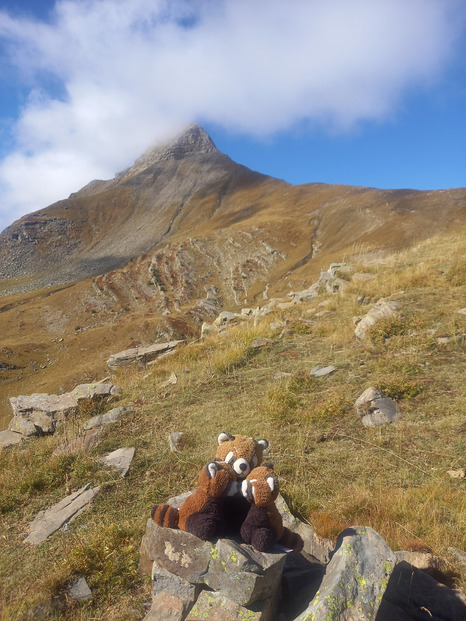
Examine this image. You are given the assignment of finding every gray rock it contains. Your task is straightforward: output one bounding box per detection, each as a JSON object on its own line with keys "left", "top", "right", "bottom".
{"left": 83, "top": 406, "right": 129, "bottom": 430}
{"left": 169, "top": 432, "right": 185, "bottom": 452}
{"left": 52, "top": 427, "right": 103, "bottom": 457}
{"left": 25, "top": 483, "right": 100, "bottom": 544}
{"left": 310, "top": 365, "right": 336, "bottom": 378}
{"left": 447, "top": 547, "right": 466, "bottom": 570}
{"left": 205, "top": 538, "right": 286, "bottom": 606}
{"left": 162, "top": 372, "right": 178, "bottom": 387}
{"left": 141, "top": 519, "right": 213, "bottom": 584}
{"left": 107, "top": 340, "right": 184, "bottom": 369}
{"left": 295, "top": 526, "right": 396, "bottom": 621}
{"left": 8, "top": 382, "right": 117, "bottom": 436}
{"left": 144, "top": 592, "right": 185, "bottom": 621}
{"left": 378, "top": 560, "right": 466, "bottom": 621}
{"left": 213, "top": 311, "right": 239, "bottom": 326}
{"left": 99, "top": 447, "right": 135, "bottom": 477}
{"left": 66, "top": 577, "right": 92, "bottom": 601}
{"left": 152, "top": 563, "right": 200, "bottom": 615}
{"left": 0, "top": 429, "right": 23, "bottom": 449}
{"left": 355, "top": 387, "right": 400, "bottom": 427}
{"left": 83, "top": 406, "right": 130, "bottom": 429}
{"left": 186, "top": 591, "right": 263, "bottom": 621}
{"left": 354, "top": 298, "right": 400, "bottom": 339}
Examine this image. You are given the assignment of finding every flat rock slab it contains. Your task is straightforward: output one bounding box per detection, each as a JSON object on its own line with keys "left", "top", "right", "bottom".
{"left": 144, "top": 592, "right": 185, "bottom": 621}
{"left": 310, "top": 365, "right": 336, "bottom": 378}
{"left": 9, "top": 382, "right": 118, "bottom": 436}
{"left": 107, "top": 340, "right": 184, "bottom": 369}
{"left": 25, "top": 483, "right": 100, "bottom": 544}
{"left": 0, "top": 430, "right": 23, "bottom": 449}
{"left": 295, "top": 526, "right": 396, "bottom": 621}
{"left": 99, "top": 447, "right": 135, "bottom": 477}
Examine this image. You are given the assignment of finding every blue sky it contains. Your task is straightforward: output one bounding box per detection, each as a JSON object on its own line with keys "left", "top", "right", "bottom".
{"left": 0, "top": 0, "right": 465, "bottom": 233}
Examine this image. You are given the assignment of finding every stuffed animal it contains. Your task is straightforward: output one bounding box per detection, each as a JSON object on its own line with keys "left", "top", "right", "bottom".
{"left": 151, "top": 432, "right": 270, "bottom": 540}
{"left": 240, "top": 465, "right": 304, "bottom": 553}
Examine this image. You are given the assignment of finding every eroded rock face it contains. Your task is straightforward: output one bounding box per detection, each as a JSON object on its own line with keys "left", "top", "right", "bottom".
{"left": 295, "top": 526, "right": 396, "bottom": 621}
{"left": 107, "top": 340, "right": 184, "bottom": 369}
{"left": 8, "top": 382, "right": 118, "bottom": 436}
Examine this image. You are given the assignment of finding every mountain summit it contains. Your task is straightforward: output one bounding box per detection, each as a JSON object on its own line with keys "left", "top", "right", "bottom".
{"left": 119, "top": 124, "right": 219, "bottom": 179}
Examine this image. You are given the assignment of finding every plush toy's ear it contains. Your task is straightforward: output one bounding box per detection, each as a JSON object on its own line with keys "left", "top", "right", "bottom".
{"left": 218, "top": 432, "right": 234, "bottom": 445}
{"left": 262, "top": 461, "right": 274, "bottom": 470}
{"left": 257, "top": 438, "right": 269, "bottom": 451}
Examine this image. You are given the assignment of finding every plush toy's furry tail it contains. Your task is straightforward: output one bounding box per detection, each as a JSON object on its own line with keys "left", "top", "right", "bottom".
{"left": 279, "top": 527, "right": 304, "bottom": 553}
{"left": 151, "top": 503, "right": 179, "bottom": 529}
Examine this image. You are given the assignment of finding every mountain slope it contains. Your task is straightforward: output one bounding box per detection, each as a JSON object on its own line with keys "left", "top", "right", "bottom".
{"left": 0, "top": 125, "right": 465, "bottom": 428}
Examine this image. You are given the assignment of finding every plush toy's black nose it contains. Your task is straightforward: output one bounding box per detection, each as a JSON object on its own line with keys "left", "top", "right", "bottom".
{"left": 239, "top": 462, "right": 248, "bottom": 471}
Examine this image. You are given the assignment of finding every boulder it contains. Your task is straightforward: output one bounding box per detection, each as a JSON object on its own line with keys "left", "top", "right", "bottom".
{"left": 213, "top": 311, "right": 240, "bottom": 326}
{"left": 355, "top": 387, "right": 400, "bottom": 427}
{"left": 144, "top": 592, "right": 185, "bottom": 621}
{"left": 294, "top": 526, "right": 396, "bottom": 621}
{"left": 99, "top": 447, "right": 135, "bottom": 477}
{"left": 354, "top": 298, "right": 400, "bottom": 339}
{"left": 107, "top": 340, "right": 184, "bottom": 369}
{"left": 8, "top": 382, "right": 118, "bottom": 436}
{"left": 25, "top": 483, "right": 100, "bottom": 544}
{"left": 205, "top": 538, "right": 286, "bottom": 607}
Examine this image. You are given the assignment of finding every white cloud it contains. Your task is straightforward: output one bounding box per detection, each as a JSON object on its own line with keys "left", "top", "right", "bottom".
{"left": 0, "top": 0, "right": 464, "bottom": 230}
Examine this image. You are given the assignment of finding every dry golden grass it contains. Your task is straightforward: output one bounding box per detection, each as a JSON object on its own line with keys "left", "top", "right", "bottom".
{"left": 1, "top": 229, "right": 465, "bottom": 618}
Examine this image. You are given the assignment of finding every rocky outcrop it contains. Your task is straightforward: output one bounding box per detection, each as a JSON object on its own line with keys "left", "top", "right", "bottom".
{"left": 107, "top": 340, "right": 185, "bottom": 370}
{"left": 8, "top": 382, "right": 119, "bottom": 436}
{"left": 355, "top": 387, "right": 400, "bottom": 427}
{"left": 140, "top": 514, "right": 466, "bottom": 621}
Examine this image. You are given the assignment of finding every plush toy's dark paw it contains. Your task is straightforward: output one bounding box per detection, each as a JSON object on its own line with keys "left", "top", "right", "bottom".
{"left": 185, "top": 513, "right": 218, "bottom": 540}
{"left": 250, "top": 527, "right": 277, "bottom": 552}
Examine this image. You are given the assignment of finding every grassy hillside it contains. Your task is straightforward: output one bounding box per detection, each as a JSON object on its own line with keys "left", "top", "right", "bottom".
{"left": 0, "top": 230, "right": 465, "bottom": 620}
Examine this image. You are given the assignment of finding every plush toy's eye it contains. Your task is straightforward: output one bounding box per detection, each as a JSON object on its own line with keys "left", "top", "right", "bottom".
{"left": 225, "top": 451, "right": 235, "bottom": 465}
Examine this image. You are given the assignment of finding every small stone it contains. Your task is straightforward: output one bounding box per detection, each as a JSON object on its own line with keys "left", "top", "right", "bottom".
{"left": 436, "top": 336, "right": 452, "bottom": 344}
{"left": 456, "top": 308, "right": 466, "bottom": 315}
{"left": 99, "top": 447, "right": 135, "bottom": 477}
{"left": 67, "top": 577, "right": 92, "bottom": 601}
{"left": 251, "top": 337, "right": 273, "bottom": 349}
{"left": 447, "top": 468, "right": 465, "bottom": 479}
{"left": 162, "top": 372, "right": 178, "bottom": 387}
{"left": 274, "top": 372, "right": 293, "bottom": 380}
{"left": 169, "top": 432, "right": 185, "bottom": 452}
{"left": 310, "top": 365, "right": 336, "bottom": 377}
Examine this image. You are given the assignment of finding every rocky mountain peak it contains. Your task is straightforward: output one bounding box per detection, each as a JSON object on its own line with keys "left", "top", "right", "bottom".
{"left": 121, "top": 124, "right": 218, "bottom": 178}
